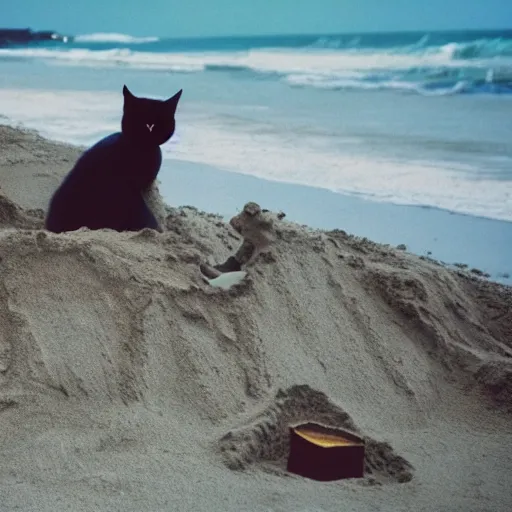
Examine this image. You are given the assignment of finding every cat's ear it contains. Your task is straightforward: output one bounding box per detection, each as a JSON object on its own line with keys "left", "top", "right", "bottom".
{"left": 165, "top": 89, "right": 183, "bottom": 112}
{"left": 123, "top": 85, "right": 136, "bottom": 101}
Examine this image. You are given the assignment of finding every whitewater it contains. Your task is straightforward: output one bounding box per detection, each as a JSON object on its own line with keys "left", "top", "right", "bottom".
{"left": 0, "top": 29, "right": 511, "bottom": 221}
{"left": 1, "top": 29, "right": 511, "bottom": 95}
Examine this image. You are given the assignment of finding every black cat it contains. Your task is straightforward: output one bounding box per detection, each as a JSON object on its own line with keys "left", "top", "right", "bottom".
{"left": 45, "top": 85, "right": 182, "bottom": 233}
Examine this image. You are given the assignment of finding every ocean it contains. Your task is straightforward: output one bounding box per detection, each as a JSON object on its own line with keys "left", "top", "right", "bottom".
{"left": 0, "top": 29, "right": 511, "bottom": 222}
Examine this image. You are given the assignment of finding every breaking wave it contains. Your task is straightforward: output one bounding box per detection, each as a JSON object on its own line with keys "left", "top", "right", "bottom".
{"left": 74, "top": 32, "right": 160, "bottom": 44}
{"left": 1, "top": 30, "right": 511, "bottom": 96}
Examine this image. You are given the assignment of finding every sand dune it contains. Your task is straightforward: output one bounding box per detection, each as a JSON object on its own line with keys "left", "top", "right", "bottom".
{"left": 0, "top": 124, "right": 511, "bottom": 511}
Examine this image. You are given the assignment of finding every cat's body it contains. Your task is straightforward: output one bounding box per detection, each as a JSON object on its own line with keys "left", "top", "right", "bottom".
{"left": 46, "top": 132, "right": 162, "bottom": 232}
{"left": 45, "top": 86, "right": 182, "bottom": 233}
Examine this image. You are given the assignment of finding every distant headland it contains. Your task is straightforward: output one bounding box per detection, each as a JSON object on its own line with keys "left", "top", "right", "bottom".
{"left": 0, "top": 28, "right": 71, "bottom": 47}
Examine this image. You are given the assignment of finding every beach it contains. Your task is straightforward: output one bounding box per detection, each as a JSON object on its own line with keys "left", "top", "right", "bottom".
{"left": 0, "top": 29, "right": 511, "bottom": 281}
{"left": 0, "top": 124, "right": 511, "bottom": 512}
{"left": 0, "top": 27, "right": 511, "bottom": 511}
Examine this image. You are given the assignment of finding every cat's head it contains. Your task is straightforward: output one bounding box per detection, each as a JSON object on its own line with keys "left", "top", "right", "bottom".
{"left": 121, "top": 85, "right": 182, "bottom": 146}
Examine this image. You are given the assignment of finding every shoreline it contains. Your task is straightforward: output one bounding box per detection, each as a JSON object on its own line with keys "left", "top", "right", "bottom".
{"left": 158, "top": 157, "right": 512, "bottom": 283}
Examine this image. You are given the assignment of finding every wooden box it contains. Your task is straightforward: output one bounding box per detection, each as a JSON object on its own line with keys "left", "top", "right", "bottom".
{"left": 287, "top": 422, "right": 365, "bottom": 481}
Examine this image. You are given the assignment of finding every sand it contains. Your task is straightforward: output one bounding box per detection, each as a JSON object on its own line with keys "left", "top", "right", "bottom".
{"left": 0, "top": 123, "right": 511, "bottom": 511}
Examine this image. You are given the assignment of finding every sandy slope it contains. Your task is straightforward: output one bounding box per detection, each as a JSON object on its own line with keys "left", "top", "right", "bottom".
{"left": 0, "top": 124, "right": 511, "bottom": 512}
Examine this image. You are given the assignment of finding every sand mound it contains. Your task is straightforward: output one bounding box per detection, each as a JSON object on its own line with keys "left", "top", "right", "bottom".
{"left": 1, "top": 125, "right": 511, "bottom": 511}
{"left": 475, "top": 360, "right": 512, "bottom": 410}
{"left": 0, "top": 193, "right": 44, "bottom": 229}
{"left": 218, "top": 384, "right": 413, "bottom": 484}
{"left": 2, "top": 205, "right": 509, "bottom": 411}
{"left": 1, "top": 194, "right": 510, "bottom": 422}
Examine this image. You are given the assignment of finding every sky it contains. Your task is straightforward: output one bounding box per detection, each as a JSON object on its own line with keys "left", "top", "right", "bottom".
{"left": 2, "top": 0, "right": 511, "bottom": 37}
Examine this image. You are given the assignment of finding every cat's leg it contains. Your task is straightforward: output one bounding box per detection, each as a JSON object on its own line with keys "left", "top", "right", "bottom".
{"left": 45, "top": 190, "right": 84, "bottom": 233}
{"left": 45, "top": 199, "right": 65, "bottom": 233}
{"left": 122, "top": 195, "right": 162, "bottom": 232}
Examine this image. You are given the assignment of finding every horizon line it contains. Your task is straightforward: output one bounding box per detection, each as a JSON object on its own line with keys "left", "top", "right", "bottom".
{"left": 5, "top": 25, "right": 512, "bottom": 40}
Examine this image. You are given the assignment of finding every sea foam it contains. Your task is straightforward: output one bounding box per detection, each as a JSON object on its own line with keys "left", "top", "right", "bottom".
{"left": 74, "top": 32, "right": 160, "bottom": 44}
{"left": 0, "top": 37, "right": 510, "bottom": 95}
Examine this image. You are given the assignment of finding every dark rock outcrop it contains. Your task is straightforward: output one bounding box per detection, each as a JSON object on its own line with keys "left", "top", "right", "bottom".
{"left": 0, "top": 28, "right": 71, "bottom": 47}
